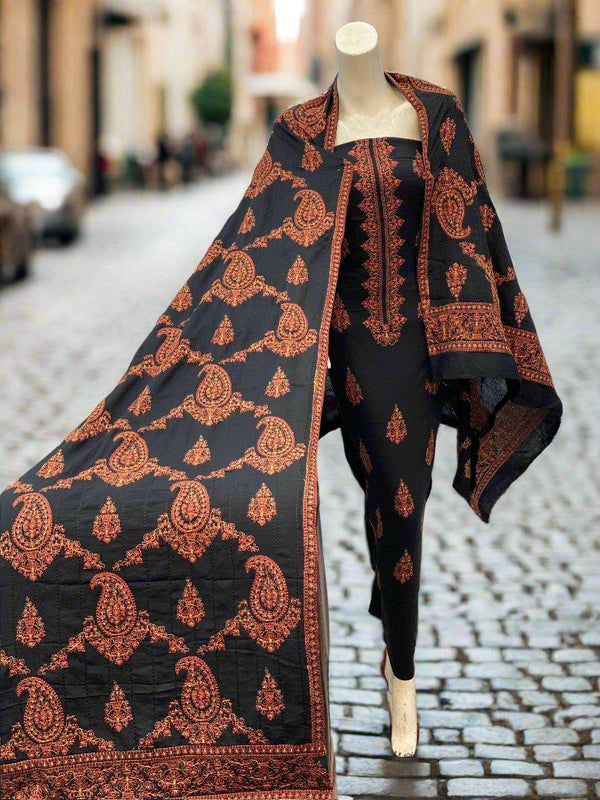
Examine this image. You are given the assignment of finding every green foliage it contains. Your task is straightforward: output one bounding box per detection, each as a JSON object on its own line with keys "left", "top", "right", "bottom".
{"left": 189, "top": 69, "right": 232, "bottom": 128}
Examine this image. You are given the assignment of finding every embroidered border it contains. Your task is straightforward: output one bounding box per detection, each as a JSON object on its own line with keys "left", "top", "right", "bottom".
{"left": 421, "top": 302, "right": 512, "bottom": 355}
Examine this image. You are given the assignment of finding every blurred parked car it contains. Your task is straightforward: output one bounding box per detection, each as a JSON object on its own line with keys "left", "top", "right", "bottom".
{"left": 0, "top": 147, "right": 87, "bottom": 244}
{"left": 0, "top": 186, "right": 33, "bottom": 284}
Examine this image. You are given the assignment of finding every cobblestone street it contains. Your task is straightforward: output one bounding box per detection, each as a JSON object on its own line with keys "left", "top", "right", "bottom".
{"left": 1, "top": 174, "right": 598, "bottom": 799}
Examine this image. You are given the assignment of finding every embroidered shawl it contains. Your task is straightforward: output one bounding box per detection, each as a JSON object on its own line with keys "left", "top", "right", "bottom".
{"left": 0, "top": 70, "right": 562, "bottom": 800}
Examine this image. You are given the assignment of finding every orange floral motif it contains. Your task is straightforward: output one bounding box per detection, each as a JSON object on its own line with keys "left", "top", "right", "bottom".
{"left": 446, "top": 262, "right": 468, "bottom": 300}
{"left": 212, "top": 314, "right": 235, "bottom": 345}
{"left": 244, "top": 149, "right": 307, "bottom": 199}
{"left": 198, "top": 555, "right": 302, "bottom": 655}
{"left": 282, "top": 189, "right": 335, "bottom": 247}
{"left": 394, "top": 479, "right": 415, "bottom": 518}
{"left": 431, "top": 166, "right": 478, "bottom": 239}
{"left": 0, "top": 648, "right": 30, "bottom": 677}
{"left": 440, "top": 115, "right": 457, "bottom": 154}
{"left": 331, "top": 291, "right": 350, "bottom": 332}
{"left": 358, "top": 439, "right": 372, "bottom": 473}
{"left": 113, "top": 479, "right": 258, "bottom": 570}
{"left": 129, "top": 385, "right": 152, "bottom": 415}
{"left": 386, "top": 405, "right": 407, "bottom": 444}
{"left": 262, "top": 303, "right": 318, "bottom": 357}
{"left": 345, "top": 368, "right": 363, "bottom": 405}
{"left": 243, "top": 416, "right": 307, "bottom": 475}
{"left": 495, "top": 265, "right": 517, "bottom": 286}
{"left": 118, "top": 326, "right": 196, "bottom": 383}
{"left": 0, "top": 677, "right": 114, "bottom": 762}
{"left": 426, "top": 430, "right": 435, "bottom": 466}
{"left": 0, "top": 492, "right": 104, "bottom": 581}
{"left": 139, "top": 364, "right": 264, "bottom": 431}
{"left": 514, "top": 292, "right": 529, "bottom": 326}
{"left": 480, "top": 203, "right": 496, "bottom": 231}
{"left": 243, "top": 188, "right": 334, "bottom": 250}
{"left": 286, "top": 255, "right": 309, "bottom": 284}
{"left": 41, "top": 430, "right": 188, "bottom": 491}
{"left": 222, "top": 302, "right": 318, "bottom": 364}
{"left": 237, "top": 555, "right": 302, "bottom": 651}
{"left": 139, "top": 656, "right": 268, "bottom": 747}
{"left": 36, "top": 449, "right": 64, "bottom": 478}
{"left": 265, "top": 366, "right": 290, "bottom": 398}
{"left": 301, "top": 141, "right": 323, "bottom": 171}
{"left": 104, "top": 682, "right": 133, "bottom": 732}
{"left": 393, "top": 550, "right": 414, "bottom": 583}
{"left": 170, "top": 282, "right": 193, "bottom": 311}
{"left": 65, "top": 398, "right": 112, "bottom": 441}
{"left": 239, "top": 206, "right": 255, "bottom": 233}
{"left": 375, "top": 565, "right": 382, "bottom": 590}
{"left": 202, "top": 249, "right": 289, "bottom": 307}
{"left": 177, "top": 578, "right": 206, "bottom": 627}
{"left": 16, "top": 597, "right": 45, "bottom": 647}
{"left": 92, "top": 497, "right": 121, "bottom": 543}
{"left": 184, "top": 434, "right": 211, "bottom": 465}
{"left": 247, "top": 482, "right": 277, "bottom": 526}
{"left": 256, "top": 668, "right": 285, "bottom": 720}
{"left": 38, "top": 573, "right": 189, "bottom": 674}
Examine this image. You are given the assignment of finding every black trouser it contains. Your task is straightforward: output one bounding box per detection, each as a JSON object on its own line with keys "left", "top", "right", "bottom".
{"left": 328, "top": 291, "right": 443, "bottom": 680}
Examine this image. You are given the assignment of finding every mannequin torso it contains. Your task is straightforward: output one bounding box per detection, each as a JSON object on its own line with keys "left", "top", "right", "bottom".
{"left": 334, "top": 22, "right": 421, "bottom": 146}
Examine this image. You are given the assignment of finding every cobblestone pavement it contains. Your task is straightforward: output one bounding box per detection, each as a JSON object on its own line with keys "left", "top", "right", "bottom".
{"left": 1, "top": 175, "right": 598, "bottom": 799}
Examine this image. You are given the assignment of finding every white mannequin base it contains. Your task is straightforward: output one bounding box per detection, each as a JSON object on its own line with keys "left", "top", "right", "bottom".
{"left": 380, "top": 647, "right": 419, "bottom": 757}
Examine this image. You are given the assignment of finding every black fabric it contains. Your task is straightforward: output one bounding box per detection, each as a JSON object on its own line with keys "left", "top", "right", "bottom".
{"left": 327, "top": 136, "right": 442, "bottom": 680}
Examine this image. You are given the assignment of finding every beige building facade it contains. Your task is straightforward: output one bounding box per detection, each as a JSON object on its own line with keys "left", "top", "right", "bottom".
{"left": 0, "top": 0, "right": 227, "bottom": 187}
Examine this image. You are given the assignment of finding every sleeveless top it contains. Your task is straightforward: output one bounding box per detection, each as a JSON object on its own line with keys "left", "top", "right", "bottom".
{"left": 332, "top": 136, "right": 425, "bottom": 348}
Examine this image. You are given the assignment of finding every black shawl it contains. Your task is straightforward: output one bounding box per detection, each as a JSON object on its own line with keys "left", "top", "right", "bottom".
{"left": 0, "top": 70, "right": 562, "bottom": 799}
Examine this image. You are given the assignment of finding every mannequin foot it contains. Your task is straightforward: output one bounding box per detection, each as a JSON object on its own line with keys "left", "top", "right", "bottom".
{"left": 379, "top": 646, "right": 419, "bottom": 757}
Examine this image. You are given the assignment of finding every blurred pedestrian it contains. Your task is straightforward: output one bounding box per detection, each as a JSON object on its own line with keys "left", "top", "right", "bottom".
{"left": 156, "top": 132, "right": 171, "bottom": 190}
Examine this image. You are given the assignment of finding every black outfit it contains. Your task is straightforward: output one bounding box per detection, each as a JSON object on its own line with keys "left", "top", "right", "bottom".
{"left": 328, "top": 135, "right": 442, "bottom": 680}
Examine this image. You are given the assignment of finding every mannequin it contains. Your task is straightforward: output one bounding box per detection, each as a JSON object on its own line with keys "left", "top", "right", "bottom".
{"left": 332, "top": 21, "right": 420, "bottom": 759}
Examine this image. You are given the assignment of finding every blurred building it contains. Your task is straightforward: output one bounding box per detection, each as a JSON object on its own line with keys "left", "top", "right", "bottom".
{"left": 0, "top": 0, "right": 228, "bottom": 192}
{"left": 0, "top": 0, "right": 95, "bottom": 175}
{"left": 394, "top": 0, "right": 600, "bottom": 195}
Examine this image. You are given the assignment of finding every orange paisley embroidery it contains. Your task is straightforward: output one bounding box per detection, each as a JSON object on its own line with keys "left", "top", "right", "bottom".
{"left": 0, "top": 677, "right": 114, "bottom": 761}
{"left": 140, "top": 655, "right": 268, "bottom": 747}
{"left": 0, "top": 491, "right": 104, "bottom": 581}
{"left": 38, "top": 572, "right": 189, "bottom": 673}
{"left": 431, "top": 166, "right": 478, "bottom": 239}
{"left": 113, "top": 479, "right": 258, "bottom": 570}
